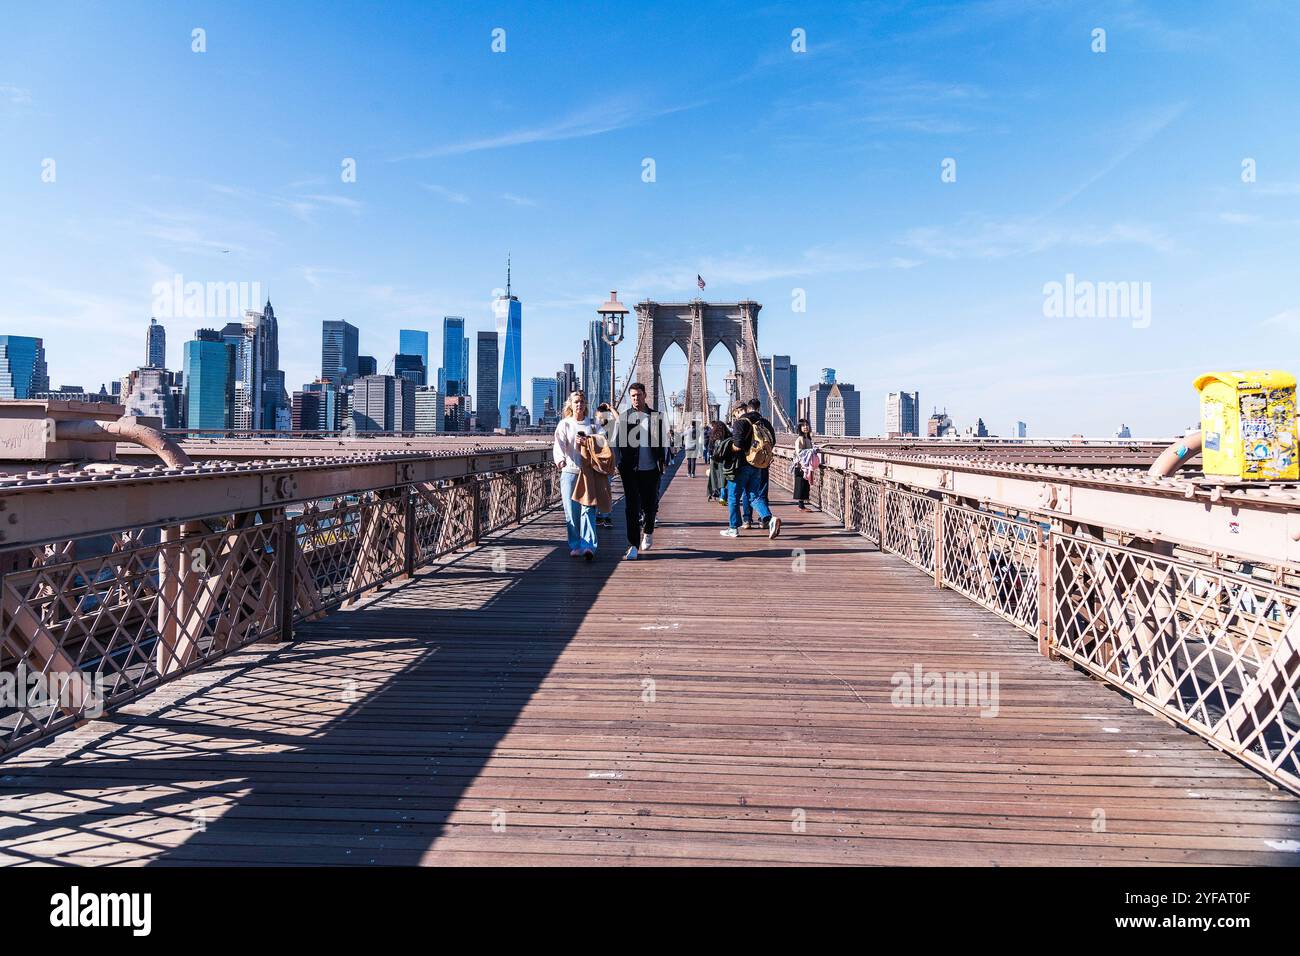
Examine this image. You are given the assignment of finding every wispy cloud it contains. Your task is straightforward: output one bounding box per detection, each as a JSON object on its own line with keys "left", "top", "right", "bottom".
{"left": 421, "top": 183, "right": 470, "bottom": 204}
{"left": 899, "top": 217, "right": 1176, "bottom": 260}
{"left": 1264, "top": 308, "right": 1300, "bottom": 333}
{"left": 1045, "top": 101, "right": 1187, "bottom": 213}
{"left": 392, "top": 96, "right": 702, "bottom": 160}
{"left": 0, "top": 84, "right": 32, "bottom": 107}
{"left": 206, "top": 182, "right": 363, "bottom": 224}
{"left": 501, "top": 192, "right": 538, "bottom": 207}
{"left": 620, "top": 246, "right": 916, "bottom": 294}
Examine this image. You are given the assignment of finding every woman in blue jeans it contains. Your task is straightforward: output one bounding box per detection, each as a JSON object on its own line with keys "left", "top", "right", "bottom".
{"left": 552, "top": 390, "right": 602, "bottom": 560}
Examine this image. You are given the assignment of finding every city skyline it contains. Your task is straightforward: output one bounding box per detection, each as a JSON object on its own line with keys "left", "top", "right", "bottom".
{"left": 4, "top": 3, "right": 1298, "bottom": 436}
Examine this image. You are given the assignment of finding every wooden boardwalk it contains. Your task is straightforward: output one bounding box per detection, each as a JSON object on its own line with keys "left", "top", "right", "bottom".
{"left": 2, "top": 462, "right": 1299, "bottom": 866}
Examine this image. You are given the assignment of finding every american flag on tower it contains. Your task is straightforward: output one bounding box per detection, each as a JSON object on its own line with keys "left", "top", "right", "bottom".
{"left": 697, "top": 274, "right": 705, "bottom": 290}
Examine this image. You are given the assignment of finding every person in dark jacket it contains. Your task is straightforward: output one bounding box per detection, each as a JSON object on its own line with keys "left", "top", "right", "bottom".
{"left": 723, "top": 400, "right": 780, "bottom": 539}
{"left": 707, "top": 420, "right": 734, "bottom": 505}
{"left": 609, "top": 382, "right": 667, "bottom": 560}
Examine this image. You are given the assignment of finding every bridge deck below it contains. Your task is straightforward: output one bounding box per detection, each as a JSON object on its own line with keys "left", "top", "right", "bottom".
{"left": 2, "top": 465, "right": 1298, "bottom": 865}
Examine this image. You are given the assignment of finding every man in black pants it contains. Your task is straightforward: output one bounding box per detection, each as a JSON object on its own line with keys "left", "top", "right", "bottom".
{"left": 611, "top": 382, "right": 667, "bottom": 561}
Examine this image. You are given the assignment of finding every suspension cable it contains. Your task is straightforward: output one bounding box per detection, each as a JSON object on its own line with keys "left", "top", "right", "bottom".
{"left": 748, "top": 333, "right": 796, "bottom": 432}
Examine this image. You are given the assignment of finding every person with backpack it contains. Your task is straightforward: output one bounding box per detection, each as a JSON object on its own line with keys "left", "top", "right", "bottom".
{"left": 721, "top": 397, "right": 781, "bottom": 539}
{"left": 706, "top": 419, "right": 729, "bottom": 504}
{"left": 743, "top": 398, "right": 775, "bottom": 529}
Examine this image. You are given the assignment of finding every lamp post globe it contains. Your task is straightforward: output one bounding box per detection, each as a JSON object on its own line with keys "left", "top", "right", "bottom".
{"left": 597, "top": 291, "right": 628, "bottom": 409}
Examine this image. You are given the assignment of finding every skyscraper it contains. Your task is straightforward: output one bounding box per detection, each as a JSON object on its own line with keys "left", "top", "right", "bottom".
{"left": 398, "top": 330, "right": 429, "bottom": 375}
{"left": 258, "top": 300, "right": 287, "bottom": 429}
{"left": 352, "top": 374, "right": 414, "bottom": 432}
{"left": 556, "top": 363, "right": 578, "bottom": 406}
{"left": 807, "top": 377, "right": 861, "bottom": 437}
{"left": 0, "top": 336, "right": 49, "bottom": 399}
{"left": 497, "top": 262, "right": 522, "bottom": 426}
{"left": 146, "top": 318, "right": 166, "bottom": 368}
{"left": 531, "top": 377, "right": 559, "bottom": 425}
{"left": 219, "top": 312, "right": 272, "bottom": 430}
{"left": 414, "top": 386, "right": 441, "bottom": 434}
{"left": 439, "top": 316, "right": 467, "bottom": 396}
{"left": 581, "top": 319, "right": 612, "bottom": 408}
{"left": 321, "top": 320, "right": 359, "bottom": 386}
{"left": 184, "top": 331, "right": 235, "bottom": 431}
{"left": 885, "top": 391, "right": 921, "bottom": 437}
{"left": 394, "top": 353, "right": 426, "bottom": 387}
{"left": 358, "top": 355, "right": 377, "bottom": 377}
{"left": 476, "top": 330, "right": 500, "bottom": 431}
{"left": 759, "top": 355, "right": 798, "bottom": 431}
{"left": 121, "top": 366, "right": 175, "bottom": 424}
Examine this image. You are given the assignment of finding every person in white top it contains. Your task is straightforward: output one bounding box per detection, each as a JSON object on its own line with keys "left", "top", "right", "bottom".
{"left": 553, "top": 389, "right": 603, "bottom": 560}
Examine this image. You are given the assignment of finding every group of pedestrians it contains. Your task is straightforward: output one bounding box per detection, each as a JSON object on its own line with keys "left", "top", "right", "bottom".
{"left": 553, "top": 387, "right": 805, "bottom": 560}
{"left": 552, "top": 383, "right": 666, "bottom": 562}
{"left": 708, "top": 399, "right": 781, "bottom": 538}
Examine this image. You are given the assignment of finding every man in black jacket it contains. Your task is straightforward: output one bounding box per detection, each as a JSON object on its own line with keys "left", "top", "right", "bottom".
{"left": 610, "top": 382, "right": 667, "bottom": 560}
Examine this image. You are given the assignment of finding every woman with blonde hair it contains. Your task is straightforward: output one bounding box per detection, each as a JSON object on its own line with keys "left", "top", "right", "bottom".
{"left": 552, "top": 389, "right": 602, "bottom": 560}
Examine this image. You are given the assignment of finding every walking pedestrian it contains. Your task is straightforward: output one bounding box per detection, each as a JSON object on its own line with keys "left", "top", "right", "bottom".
{"left": 552, "top": 389, "right": 603, "bottom": 560}
{"left": 708, "top": 419, "right": 737, "bottom": 516}
{"left": 593, "top": 403, "right": 617, "bottom": 528}
{"left": 610, "top": 382, "right": 667, "bottom": 560}
{"left": 747, "top": 398, "right": 776, "bottom": 529}
{"left": 683, "top": 421, "right": 700, "bottom": 478}
{"left": 793, "top": 417, "right": 813, "bottom": 510}
{"left": 721, "top": 398, "right": 781, "bottom": 539}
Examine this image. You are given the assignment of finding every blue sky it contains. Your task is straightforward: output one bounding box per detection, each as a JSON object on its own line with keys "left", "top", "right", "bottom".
{"left": 2, "top": 0, "right": 1298, "bottom": 436}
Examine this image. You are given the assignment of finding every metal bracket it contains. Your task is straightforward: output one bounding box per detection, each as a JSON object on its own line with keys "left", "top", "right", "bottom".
{"left": 261, "top": 474, "right": 298, "bottom": 503}
{"left": 1035, "top": 482, "right": 1072, "bottom": 514}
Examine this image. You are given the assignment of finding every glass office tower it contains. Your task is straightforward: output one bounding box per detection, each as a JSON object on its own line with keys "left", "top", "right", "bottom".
{"left": 321, "top": 320, "right": 359, "bottom": 386}
{"left": 398, "top": 330, "right": 429, "bottom": 375}
{"left": 439, "top": 316, "right": 467, "bottom": 396}
{"left": 497, "top": 296, "right": 521, "bottom": 425}
{"left": 0, "top": 335, "right": 50, "bottom": 398}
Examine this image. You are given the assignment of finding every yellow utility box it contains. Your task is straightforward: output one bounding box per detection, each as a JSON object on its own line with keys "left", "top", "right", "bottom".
{"left": 1194, "top": 370, "right": 1297, "bottom": 481}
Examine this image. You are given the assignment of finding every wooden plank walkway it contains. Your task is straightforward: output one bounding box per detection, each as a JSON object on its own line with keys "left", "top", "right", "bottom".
{"left": 2, "top": 461, "right": 1299, "bottom": 865}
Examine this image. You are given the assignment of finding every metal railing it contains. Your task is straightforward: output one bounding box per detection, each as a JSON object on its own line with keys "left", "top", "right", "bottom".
{"left": 772, "top": 448, "right": 1300, "bottom": 793}
{"left": 0, "top": 450, "right": 559, "bottom": 756}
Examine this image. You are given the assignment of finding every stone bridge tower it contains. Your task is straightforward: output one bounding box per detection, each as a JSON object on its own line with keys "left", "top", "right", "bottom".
{"left": 628, "top": 300, "right": 761, "bottom": 422}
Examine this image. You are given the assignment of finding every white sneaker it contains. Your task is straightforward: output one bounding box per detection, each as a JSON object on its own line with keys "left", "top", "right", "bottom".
{"left": 768, "top": 516, "right": 782, "bottom": 540}
{"left": 624, "top": 546, "right": 639, "bottom": 560}
{"left": 743, "top": 521, "right": 753, "bottom": 530}
{"left": 640, "top": 533, "right": 652, "bottom": 551}
{"left": 719, "top": 528, "right": 739, "bottom": 538}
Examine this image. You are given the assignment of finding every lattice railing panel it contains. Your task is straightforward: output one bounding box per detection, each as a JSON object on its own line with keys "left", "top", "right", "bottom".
{"left": 882, "top": 487, "right": 937, "bottom": 573}
{"left": 1053, "top": 535, "right": 1300, "bottom": 791}
{"left": 0, "top": 518, "right": 281, "bottom": 753}
{"left": 844, "top": 475, "right": 881, "bottom": 543}
{"left": 942, "top": 505, "right": 1039, "bottom": 632}
{"left": 820, "top": 468, "right": 845, "bottom": 523}
{"left": 295, "top": 492, "right": 406, "bottom": 615}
